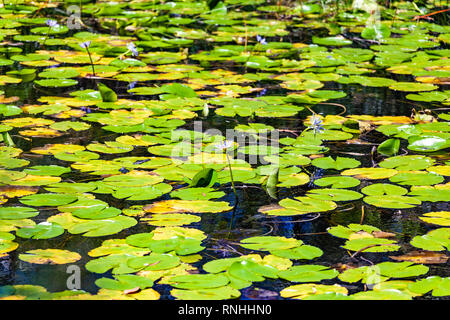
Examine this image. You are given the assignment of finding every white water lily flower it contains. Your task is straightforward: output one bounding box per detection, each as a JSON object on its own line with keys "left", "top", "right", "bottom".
{"left": 214, "top": 140, "right": 234, "bottom": 150}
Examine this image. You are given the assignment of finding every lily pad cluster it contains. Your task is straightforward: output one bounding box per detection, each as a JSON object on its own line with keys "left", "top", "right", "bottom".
{"left": 0, "top": 0, "right": 449, "bottom": 300}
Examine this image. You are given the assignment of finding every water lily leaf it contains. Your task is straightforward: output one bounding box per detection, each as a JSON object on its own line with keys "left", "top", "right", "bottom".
{"left": 240, "top": 236, "right": 301, "bottom": 251}
{"left": 408, "top": 185, "right": 450, "bottom": 202}
{"left": 339, "top": 262, "right": 429, "bottom": 284}
{"left": 228, "top": 260, "right": 278, "bottom": 282}
{"left": 87, "top": 141, "right": 133, "bottom": 154}
{"left": 419, "top": 212, "right": 450, "bottom": 226}
{"left": 341, "top": 168, "right": 398, "bottom": 179}
{"left": 312, "top": 36, "right": 352, "bottom": 46}
{"left": 170, "top": 286, "right": 240, "bottom": 300}
{"left": 0, "top": 207, "right": 39, "bottom": 219}
{"left": 361, "top": 183, "right": 408, "bottom": 196}
{"left": 189, "top": 168, "right": 217, "bottom": 188}
{"left": 364, "top": 195, "right": 422, "bottom": 209}
{"left": 278, "top": 265, "right": 338, "bottom": 282}
{"left": 35, "top": 79, "right": 78, "bottom": 88}
{"left": 170, "top": 187, "right": 224, "bottom": 201}
{"left": 427, "top": 166, "right": 450, "bottom": 176}
{"left": 23, "top": 165, "right": 71, "bottom": 176}
{"left": 377, "top": 138, "right": 400, "bottom": 156}
{"left": 280, "top": 283, "right": 348, "bottom": 300}
{"left": 379, "top": 155, "right": 435, "bottom": 171}
{"left": 19, "top": 193, "right": 78, "bottom": 206}
{"left": 311, "top": 156, "right": 360, "bottom": 170}
{"left": 97, "top": 83, "right": 117, "bottom": 102}
{"left": 141, "top": 213, "right": 200, "bottom": 227}
{"left": 389, "top": 171, "right": 444, "bottom": 186}
{"left": 313, "top": 176, "right": 360, "bottom": 189}
{"left": 408, "top": 276, "right": 450, "bottom": 297}
{"left": 0, "top": 232, "right": 18, "bottom": 254}
{"left": 410, "top": 228, "right": 450, "bottom": 251}
{"left": 19, "top": 249, "right": 81, "bottom": 265}
{"left": 389, "top": 82, "right": 438, "bottom": 92}
{"left": 67, "top": 215, "right": 136, "bottom": 237}
{"left": 127, "top": 253, "right": 181, "bottom": 271}
{"left": 85, "top": 254, "right": 142, "bottom": 275}
{"left": 95, "top": 274, "right": 154, "bottom": 291}
{"left": 407, "top": 135, "right": 450, "bottom": 152}
{"left": 16, "top": 222, "right": 64, "bottom": 239}
{"left": 271, "top": 245, "right": 323, "bottom": 260}
{"left": 167, "top": 273, "right": 229, "bottom": 290}
{"left": 342, "top": 238, "right": 400, "bottom": 252}
{"left": 264, "top": 196, "right": 337, "bottom": 216}
{"left": 112, "top": 183, "right": 172, "bottom": 201}
{"left": 88, "top": 239, "right": 149, "bottom": 258}
{"left": 351, "top": 289, "right": 412, "bottom": 300}
{"left": 144, "top": 200, "right": 232, "bottom": 214}
{"left": 390, "top": 251, "right": 449, "bottom": 264}
{"left": 307, "top": 189, "right": 363, "bottom": 201}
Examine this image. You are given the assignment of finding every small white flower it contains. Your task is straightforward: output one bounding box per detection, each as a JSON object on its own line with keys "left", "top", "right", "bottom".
{"left": 46, "top": 19, "right": 59, "bottom": 28}
{"left": 126, "top": 42, "right": 139, "bottom": 57}
{"left": 79, "top": 40, "right": 91, "bottom": 49}
{"left": 214, "top": 140, "right": 233, "bottom": 150}
{"left": 308, "top": 113, "right": 325, "bottom": 135}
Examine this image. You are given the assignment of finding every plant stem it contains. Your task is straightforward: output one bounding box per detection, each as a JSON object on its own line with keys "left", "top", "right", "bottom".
{"left": 225, "top": 152, "right": 238, "bottom": 201}
{"left": 85, "top": 47, "right": 96, "bottom": 77}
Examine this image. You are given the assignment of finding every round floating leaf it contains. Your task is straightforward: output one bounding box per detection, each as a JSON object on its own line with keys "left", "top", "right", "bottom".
{"left": 407, "top": 135, "right": 450, "bottom": 152}
{"left": 410, "top": 228, "right": 450, "bottom": 251}
{"left": 19, "top": 193, "right": 78, "bottom": 206}
{"left": 343, "top": 238, "right": 400, "bottom": 252}
{"left": 19, "top": 249, "right": 81, "bottom": 265}
{"left": 16, "top": 222, "right": 64, "bottom": 239}
{"left": 67, "top": 216, "right": 137, "bottom": 237}
{"left": 170, "top": 187, "right": 225, "bottom": 201}
{"left": 271, "top": 245, "right": 323, "bottom": 260}
{"left": 389, "top": 172, "right": 444, "bottom": 186}
{"left": 389, "top": 82, "right": 438, "bottom": 92}
{"left": 127, "top": 253, "right": 181, "bottom": 271}
{"left": 95, "top": 274, "right": 154, "bottom": 291}
{"left": 23, "top": 165, "right": 71, "bottom": 177}
{"left": 311, "top": 156, "right": 361, "bottom": 171}
{"left": 314, "top": 176, "right": 360, "bottom": 189}
{"left": 240, "top": 236, "right": 301, "bottom": 251}
{"left": 379, "top": 155, "right": 435, "bottom": 171}
{"left": 408, "top": 276, "right": 450, "bottom": 297}
{"left": 0, "top": 207, "right": 39, "bottom": 219}
{"left": 363, "top": 195, "right": 422, "bottom": 209}
{"left": 281, "top": 283, "right": 348, "bottom": 300}
{"left": 170, "top": 286, "right": 240, "bottom": 300}
{"left": 419, "top": 212, "right": 450, "bottom": 226}
{"left": 0, "top": 232, "right": 18, "bottom": 254}
{"left": 142, "top": 213, "right": 200, "bottom": 227}
{"left": 278, "top": 265, "right": 339, "bottom": 282}
{"left": 35, "top": 79, "right": 78, "bottom": 87}
{"left": 167, "top": 273, "right": 229, "bottom": 290}
{"left": 361, "top": 183, "right": 408, "bottom": 196}
{"left": 307, "top": 189, "right": 363, "bottom": 201}
{"left": 267, "top": 196, "right": 337, "bottom": 216}
{"left": 341, "top": 168, "right": 398, "bottom": 179}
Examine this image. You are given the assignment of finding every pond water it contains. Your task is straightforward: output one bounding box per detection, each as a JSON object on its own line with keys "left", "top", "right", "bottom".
{"left": 0, "top": 0, "right": 449, "bottom": 300}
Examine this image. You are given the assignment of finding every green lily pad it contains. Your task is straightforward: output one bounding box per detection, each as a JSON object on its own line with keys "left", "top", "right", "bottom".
{"left": 19, "top": 249, "right": 81, "bottom": 265}
{"left": 278, "top": 265, "right": 339, "bottom": 282}
{"left": 16, "top": 222, "right": 64, "bottom": 239}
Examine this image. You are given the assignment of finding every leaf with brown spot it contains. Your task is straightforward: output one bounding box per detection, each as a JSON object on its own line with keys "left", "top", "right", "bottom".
{"left": 0, "top": 186, "right": 39, "bottom": 198}
{"left": 390, "top": 251, "right": 449, "bottom": 264}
